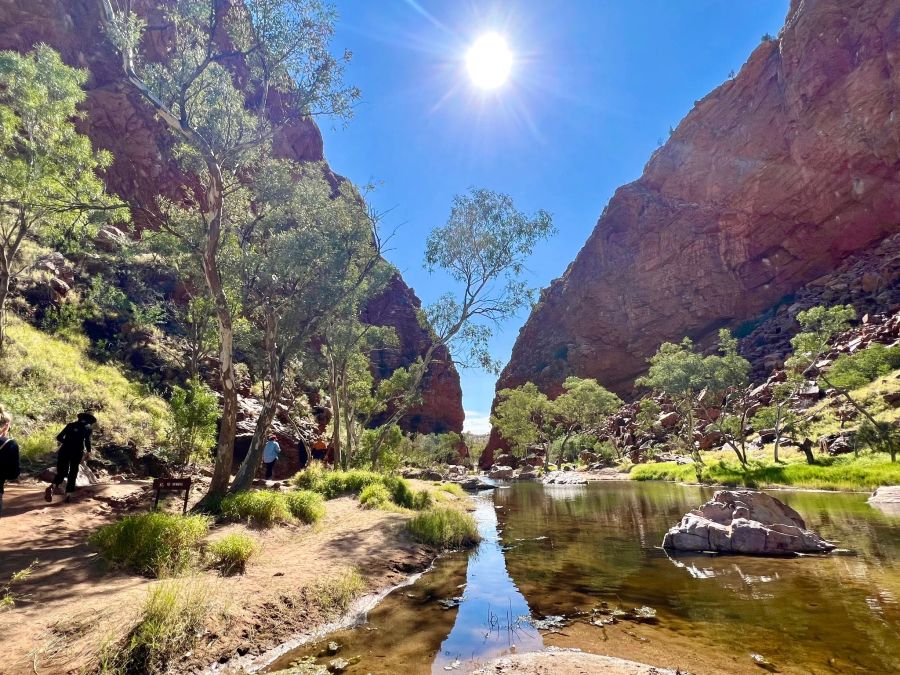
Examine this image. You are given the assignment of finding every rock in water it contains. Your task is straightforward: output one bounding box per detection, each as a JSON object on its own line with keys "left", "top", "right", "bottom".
{"left": 662, "top": 490, "right": 835, "bottom": 555}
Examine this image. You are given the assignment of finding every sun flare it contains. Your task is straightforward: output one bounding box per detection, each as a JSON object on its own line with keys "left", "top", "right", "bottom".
{"left": 465, "top": 32, "right": 513, "bottom": 90}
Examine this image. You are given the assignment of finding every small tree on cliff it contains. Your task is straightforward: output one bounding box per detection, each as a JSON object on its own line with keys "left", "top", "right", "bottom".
{"left": 367, "top": 188, "right": 554, "bottom": 466}
{"left": 99, "top": 0, "right": 358, "bottom": 505}
{"left": 552, "top": 376, "right": 622, "bottom": 466}
{"left": 0, "top": 45, "right": 127, "bottom": 349}
{"left": 491, "top": 382, "right": 555, "bottom": 463}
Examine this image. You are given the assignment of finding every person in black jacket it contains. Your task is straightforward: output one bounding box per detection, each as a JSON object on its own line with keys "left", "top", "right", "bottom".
{"left": 45, "top": 412, "right": 96, "bottom": 503}
{"left": 0, "top": 407, "right": 20, "bottom": 517}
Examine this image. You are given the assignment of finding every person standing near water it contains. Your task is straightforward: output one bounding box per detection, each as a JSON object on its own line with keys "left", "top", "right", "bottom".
{"left": 263, "top": 434, "right": 281, "bottom": 480}
{"left": 0, "top": 408, "right": 20, "bottom": 517}
{"left": 45, "top": 412, "right": 96, "bottom": 503}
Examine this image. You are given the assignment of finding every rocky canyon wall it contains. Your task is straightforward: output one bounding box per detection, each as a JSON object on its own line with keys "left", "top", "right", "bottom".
{"left": 486, "top": 0, "right": 900, "bottom": 461}
{"left": 0, "top": 0, "right": 464, "bottom": 437}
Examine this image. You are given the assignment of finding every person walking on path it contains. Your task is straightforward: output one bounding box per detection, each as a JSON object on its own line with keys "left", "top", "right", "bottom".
{"left": 45, "top": 412, "right": 95, "bottom": 503}
{"left": 0, "top": 407, "right": 20, "bottom": 517}
{"left": 263, "top": 434, "right": 281, "bottom": 480}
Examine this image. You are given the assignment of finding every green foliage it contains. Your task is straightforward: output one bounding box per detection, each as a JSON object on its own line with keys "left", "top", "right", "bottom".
{"left": 359, "top": 424, "right": 403, "bottom": 472}
{"left": 407, "top": 507, "right": 481, "bottom": 550}
{"left": 285, "top": 489, "right": 326, "bottom": 524}
{"left": 439, "top": 482, "right": 466, "bottom": 498}
{"left": 99, "top": 578, "right": 212, "bottom": 675}
{"left": 0, "top": 318, "right": 172, "bottom": 464}
{"left": 631, "top": 455, "right": 900, "bottom": 491}
{"left": 358, "top": 483, "right": 391, "bottom": 509}
{"left": 293, "top": 465, "right": 427, "bottom": 510}
{"left": 401, "top": 432, "right": 463, "bottom": 467}
{"left": 0, "top": 46, "right": 127, "bottom": 343}
{"left": 89, "top": 512, "right": 210, "bottom": 578}
{"left": 825, "top": 344, "right": 900, "bottom": 391}
{"left": 207, "top": 533, "right": 258, "bottom": 576}
{"left": 857, "top": 420, "right": 900, "bottom": 462}
{"left": 220, "top": 489, "right": 324, "bottom": 527}
{"left": 491, "top": 382, "right": 552, "bottom": 455}
{"left": 168, "top": 377, "right": 218, "bottom": 466}
{"left": 412, "top": 489, "right": 434, "bottom": 510}
{"left": 788, "top": 305, "right": 856, "bottom": 374}
{"left": 635, "top": 399, "right": 661, "bottom": 435}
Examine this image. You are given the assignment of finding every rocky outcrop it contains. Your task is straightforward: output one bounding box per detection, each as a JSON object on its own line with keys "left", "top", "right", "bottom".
{"left": 868, "top": 485, "right": 900, "bottom": 515}
{"left": 0, "top": 1, "right": 463, "bottom": 439}
{"left": 362, "top": 274, "right": 464, "bottom": 435}
{"left": 663, "top": 490, "right": 836, "bottom": 555}
{"left": 487, "top": 0, "right": 900, "bottom": 458}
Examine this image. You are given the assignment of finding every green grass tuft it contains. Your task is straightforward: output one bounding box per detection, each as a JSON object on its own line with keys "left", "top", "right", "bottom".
{"left": 207, "top": 534, "right": 258, "bottom": 576}
{"left": 295, "top": 466, "right": 433, "bottom": 510}
{"left": 359, "top": 483, "right": 391, "bottom": 509}
{"left": 439, "top": 483, "right": 466, "bottom": 498}
{"left": 89, "top": 512, "right": 209, "bottom": 578}
{"left": 312, "top": 568, "right": 365, "bottom": 615}
{"left": 630, "top": 454, "right": 900, "bottom": 491}
{"left": 285, "top": 490, "right": 326, "bottom": 524}
{"left": 98, "top": 578, "right": 212, "bottom": 674}
{"left": 407, "top": 507, "right": 480, "bottom": 550}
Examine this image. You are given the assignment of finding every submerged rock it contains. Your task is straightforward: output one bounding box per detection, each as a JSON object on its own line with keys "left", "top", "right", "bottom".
{"left": 663, "top": 490, "right": 836, "bottom": 555}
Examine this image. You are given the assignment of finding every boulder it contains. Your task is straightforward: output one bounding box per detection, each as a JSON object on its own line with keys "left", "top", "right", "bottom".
{"left": 658, "top": 411, "right": 679, "bottom": 429}
{"left": 662, "top": 490, "right": 835, "bottom": 555}
{"left": 818, "top": 432, "right": 856, "bottom": 456}
{"left": 489, "top": 465, "right": 514, "bottom": 480}
{"left": 543, "top": 471, "right": 587, "bottom": 485}
{"left": 868, "top": 485, "right": 900, "bottom": 516}
{"left": 38, "top": 462, "right": 100, "bottom": 488}
{"left": 459, "top": 476, "right": 495, "bottom": 491}
{"left": 94, "top": 225, "right": 131, "bottom": 252}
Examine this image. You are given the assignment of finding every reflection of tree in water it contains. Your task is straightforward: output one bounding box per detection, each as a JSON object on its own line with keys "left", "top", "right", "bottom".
{"left": 497, "top": 482, "right": 900, "bottom": 674}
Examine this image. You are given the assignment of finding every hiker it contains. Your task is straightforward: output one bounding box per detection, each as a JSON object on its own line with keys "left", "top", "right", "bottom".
{"left": 45, "top": 412, "right": 96, "bottom": 503}
{"left": 0, "top": 408, "right": 20, "bottom": 517}
{"left": 263, "top": 434, "right": 281, "bottom": 479}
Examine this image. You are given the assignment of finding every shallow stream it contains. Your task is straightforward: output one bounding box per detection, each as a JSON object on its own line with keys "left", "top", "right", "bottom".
{"left": 267, "top": 482, "right": 900, "bottom": 674}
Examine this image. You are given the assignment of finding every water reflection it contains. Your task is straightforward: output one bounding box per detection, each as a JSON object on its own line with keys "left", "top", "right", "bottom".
{"left": 272, "top": 482, "right": 900, "bottom": 675}
{"left": 432, "top": 492, "right": 542, "bottom": 672}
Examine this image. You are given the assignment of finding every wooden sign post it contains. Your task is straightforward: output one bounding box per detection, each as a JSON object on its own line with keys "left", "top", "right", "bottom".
{"left": 152, "top": 477, "right": 192, "bottom": 514}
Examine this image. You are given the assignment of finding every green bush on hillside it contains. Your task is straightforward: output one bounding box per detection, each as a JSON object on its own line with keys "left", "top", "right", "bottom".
{"left": 407, "top": 507, "right": 480, "bottom": 549}
{"left": 89, "top": 512, "right": 209, "bottom": 578}
{"left": 826, "top": 344, "right": 900, "bottom": 390}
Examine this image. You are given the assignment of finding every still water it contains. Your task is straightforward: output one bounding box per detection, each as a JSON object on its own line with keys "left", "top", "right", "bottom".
{"left": 269, "top": 482, "right": 900, "bottom": 674}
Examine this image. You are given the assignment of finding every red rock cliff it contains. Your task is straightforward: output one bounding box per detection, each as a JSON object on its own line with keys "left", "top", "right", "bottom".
{"left": 0, "top": 0, "right": 463, "bottom": 436}
{"left": 485, "top": 0, "right": 900, "bottom": 461}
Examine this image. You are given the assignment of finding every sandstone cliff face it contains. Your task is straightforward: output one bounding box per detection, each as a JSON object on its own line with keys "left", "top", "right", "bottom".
{"left": 486, "top": 0, "right": 900, "bottom": 460}
{"left": 0, "top": 0, "right": 463, "bottom": 437}
{"left": 362, "top": 275, "right": 465, "bottom": 435}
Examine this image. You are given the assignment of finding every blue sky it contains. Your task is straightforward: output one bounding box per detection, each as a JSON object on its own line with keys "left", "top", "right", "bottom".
{"left": 320, "top": 1, "right": 789, "bottom": 435}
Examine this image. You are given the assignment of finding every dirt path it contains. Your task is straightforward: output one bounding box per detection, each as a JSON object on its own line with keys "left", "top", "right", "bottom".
{"left": 0, "top": 480, "right": 433, "bottom": 675}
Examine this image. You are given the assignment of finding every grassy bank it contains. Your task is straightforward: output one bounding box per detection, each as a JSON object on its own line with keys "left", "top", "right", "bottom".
{"left": 0, "top": 318, "right": 171, "bottom": 464}
{"left": 631, "top": 454, "right": 900, "bottom": 491}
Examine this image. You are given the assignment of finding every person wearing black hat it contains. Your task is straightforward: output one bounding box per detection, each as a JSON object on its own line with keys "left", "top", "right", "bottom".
{"left": 0, "top": 406, "right": 20, "bottom": 517}
{"left": 45, "top": 412, "right": 96, "bottom": 503}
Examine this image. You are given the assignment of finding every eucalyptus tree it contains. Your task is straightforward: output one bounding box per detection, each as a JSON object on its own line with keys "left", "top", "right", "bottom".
{"left": 368, "top": 188, "right": 555, "bottom": 465}
{"left": 491, "top": 382, "right": 554, "bottom": 463}
{"left": 0, "top": 46, "right": 127, "bottom": 349}
{"left": 552, "top": 376, "right": 622, "bottom": 466}
{"left": 98, "top": 0, "right": 358, "bottom": 502}
{"left": 230, "top": 166, "right": 382, "bottom": 492}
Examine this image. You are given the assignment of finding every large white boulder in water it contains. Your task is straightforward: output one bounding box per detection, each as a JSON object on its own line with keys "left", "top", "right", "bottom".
{"left": 663, "top": 490, "right": 836, "bottom": 555}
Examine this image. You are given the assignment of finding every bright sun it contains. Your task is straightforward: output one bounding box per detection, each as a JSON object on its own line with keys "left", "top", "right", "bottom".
{"left": 466, "top": 32, "right": 513, "bottom": 90}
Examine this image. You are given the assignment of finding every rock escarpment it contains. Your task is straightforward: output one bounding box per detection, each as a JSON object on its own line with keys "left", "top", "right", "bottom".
{"left": 487, "top": 0, "right": 900, "bottom": 458}
{"left": 663, "top": 490, "right": 836, "bottom": 555}
{"left": 0, "top": 0, "right": 463, "bottom": 438}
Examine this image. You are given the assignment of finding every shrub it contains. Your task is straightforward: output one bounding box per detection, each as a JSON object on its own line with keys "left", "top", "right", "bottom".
{"left": 412, "top": 489, "right": 434, "bottom": 510}
{"left": 285, "top": 490, "right": 326, "bottom": 524}
{"left": 89, "top": 512, "right": 209, "bottom": 577}
{"left": 407, "top": 507, "right": 480, "bottom": 549}
{"left": 220, "top": 490, "right": 292, "bottom": 527}
{"left": 168, "top": 377, "right": 218, "bottom": 466}
{"left": 439, "top": 483, "right": 465, "bottom": 498}
{"left": 359, "top": 483, "right": 391, "bottom": 509}
{"left": 826, "top": 344, "right": 900, "bottom": 390}
{"left": 207, "top": 534, "right": 257, "bottom": 576}
{"left": 99, "top": 578, "right": 212, "bottom": 674}
{"left": 313, "top": 568, "right": 365, "bottom": 615}
{"left": 293, "top": 467, "right": 427, "bottom": 510}
{"left": 384, "top": 475, "right": 415, "bottom": 508}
